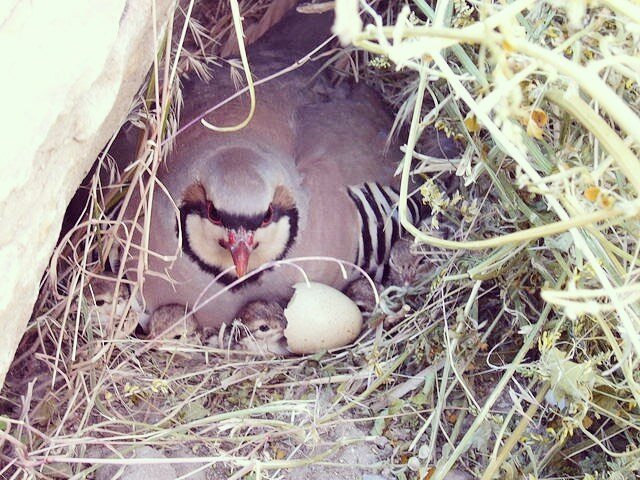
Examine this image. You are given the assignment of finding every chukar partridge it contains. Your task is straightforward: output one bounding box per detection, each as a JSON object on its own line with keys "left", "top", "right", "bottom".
{"left": 82, "top": 276, "right": 139, "bottom": 338}
{"left": 387, "top": 238, "right": 430, "bottom": 287}
{"left": 123, "top": 15, "right": 423, "bottom": 328}
{"left": 233, "top": 300, "right": 289, "bottom": 355}
{"left": 144, "top": 304, "right": 198, "bottom": 341}
{"left": 205, "top": 300, "right": 288, "bottom": 355}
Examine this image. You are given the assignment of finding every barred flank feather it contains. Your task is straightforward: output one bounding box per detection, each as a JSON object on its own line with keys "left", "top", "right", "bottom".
{"left": 347, "top": 182, "right": 422, "bottom": 282}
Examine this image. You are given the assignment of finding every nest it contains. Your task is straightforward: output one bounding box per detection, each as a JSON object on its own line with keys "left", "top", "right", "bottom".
{"left": 2, "top": 1, "right": 640, "bottom": 479}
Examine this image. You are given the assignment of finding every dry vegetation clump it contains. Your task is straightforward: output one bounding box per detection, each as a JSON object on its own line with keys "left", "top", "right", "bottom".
{"left": 1, "top": 1, "right": 639, "bottom": 479}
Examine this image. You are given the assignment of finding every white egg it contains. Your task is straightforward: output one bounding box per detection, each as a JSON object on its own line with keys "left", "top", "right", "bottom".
{"left": 284, "top": 281, "right": 363, "bottom": 354}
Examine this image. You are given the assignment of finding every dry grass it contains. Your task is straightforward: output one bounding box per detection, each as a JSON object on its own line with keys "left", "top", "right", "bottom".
{"left": 1, "top": 0, "right": 640, "bottom": 479}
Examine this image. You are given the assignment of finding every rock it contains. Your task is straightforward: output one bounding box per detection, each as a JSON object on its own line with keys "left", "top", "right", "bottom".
{"left": 95, "top": 446, "right": 175, "bottom": 480}
{"left": 0, "top": 0, "right": 173, "bottom": 389}
{"left": 285, "top": 392, "right": 385, "bottom": 480}
{"left": 94, "top": 446, "right": 208, "bottom": 480}
{"left": 444, "top": 470, "right": 473, "bottom": 480}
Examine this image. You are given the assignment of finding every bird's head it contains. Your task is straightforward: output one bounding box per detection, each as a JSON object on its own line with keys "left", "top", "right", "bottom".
{"left": 178, "top": 147, "right": 299, "bottom": 284}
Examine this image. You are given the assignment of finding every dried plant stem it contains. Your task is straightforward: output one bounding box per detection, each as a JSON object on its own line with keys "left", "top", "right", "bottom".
{"left": 431, "top": 303, "right": 551, "bottom": 480}
{"left": 594, "top": 0, "right": 640, "bottom": 30}
{"left": 545, "top": 89, "right": 640, "bottom": 194}
{"left": 202, "top": 0, "right": 256, "bottom": 132}
{"left": 319, "top": 347, "right": 413, "bottom": 424}
{"left": 169, "top": 0, "right": 195, "bottom": 92}
{"left": 361, "top": 2, "right": 640, "bottom": 378}
{"left": 508, "top": 36, "right": 640, "bottom": 147}
{"left": 480, "top": 383, "right": 549, "bottom": 480}
{"left": 22, "top": 438, "right": 369, "bottom": 471}
{"left": 397, "top": 63, "right": 632, "bottom": 252}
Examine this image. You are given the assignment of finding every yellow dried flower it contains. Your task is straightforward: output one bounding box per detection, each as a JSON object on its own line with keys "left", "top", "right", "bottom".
{"left": 464, "top": 114, "right": 481, "bottom": 133}
{"left": 584, "top": 186, "right": 600, "bottom": 202}
{"left": 527, "top": 108, "right": 548, "bottom": 139}
{"left": 598, "top": 194, "right": 615, "bottom": 209}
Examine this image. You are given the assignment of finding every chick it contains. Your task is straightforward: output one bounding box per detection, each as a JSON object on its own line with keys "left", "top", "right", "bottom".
{"left": 344, "top": 239, "right": 428, "bottom": 314}
{"left": 387, "top": 238, "right": 428, "bottom": 287}
{"left": 145, "top": 304, "right": 198, "bottom": 341}
{"left": 82, "top": 277, "right": 138, "bottom": 338}
{"left": 233, "top": 300, "right": 289, "bottom": 355}
{"left": 343, "top": 278, "right": 381, "bottom": 314}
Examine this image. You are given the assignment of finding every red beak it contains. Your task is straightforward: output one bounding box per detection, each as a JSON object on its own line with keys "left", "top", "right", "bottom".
{"left": 229, "top": 241, "right": 251, "bottom": 278}
{"left": 223, "top": 229, "right": 254, "bottom": 277}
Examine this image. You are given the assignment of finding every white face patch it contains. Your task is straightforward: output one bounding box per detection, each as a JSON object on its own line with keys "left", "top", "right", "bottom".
{"left": 185, "top": 213, "right": 291, "bottom": 276}
{"left": 249, "top": 217, "right": 291, "bottom": 271}
{"left": 185, "top": 214, "right": 234, "bottom": 271}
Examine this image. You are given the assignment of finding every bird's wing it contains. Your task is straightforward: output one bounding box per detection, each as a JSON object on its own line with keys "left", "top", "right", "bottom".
{"left": 294, "top": 89, "right": 399, "bottom": 187}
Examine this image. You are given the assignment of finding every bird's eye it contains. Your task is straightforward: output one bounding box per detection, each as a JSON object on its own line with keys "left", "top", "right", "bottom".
{"left": 259, "top": 324, "right": 270, "bottom": 332}
{"left": 261, "top": 204, "right": 274, "bottom": 227}
{"left": 207, "top": 202, "right": 222, "bottom": 225}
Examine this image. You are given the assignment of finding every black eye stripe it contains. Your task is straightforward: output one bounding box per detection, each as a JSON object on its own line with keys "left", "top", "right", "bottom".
{"left": 180, "top": 200, "right": 208, "bottom": 218}
{"left": 218, "top": 211, "right": 266, "bottom": 231}
{"left": 261, "top": 205, "right": 274, "bottom": 226}
{"left": 208, "top": 205, "right": 287, "bottom": 231}
{"left": 207, "top": 202, "right": 222, "bottom": 224}
{"left": 180, "top": 202, "right": 271, "bottom": 231}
